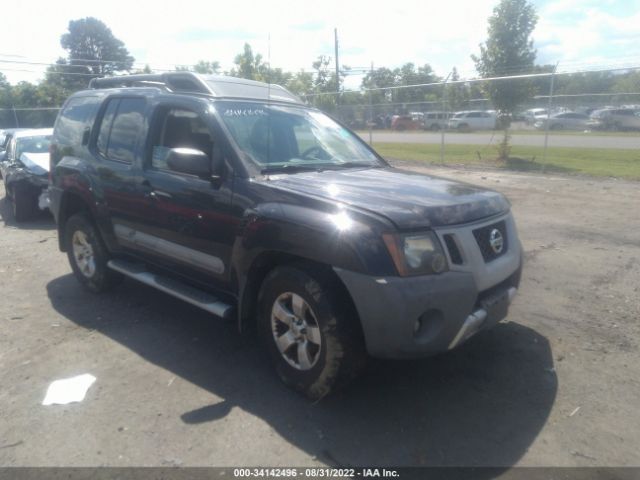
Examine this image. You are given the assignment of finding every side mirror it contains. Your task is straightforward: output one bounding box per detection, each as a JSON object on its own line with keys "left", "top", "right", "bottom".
{"left": 167, "top": 148, "right": 211, "bottom": 179}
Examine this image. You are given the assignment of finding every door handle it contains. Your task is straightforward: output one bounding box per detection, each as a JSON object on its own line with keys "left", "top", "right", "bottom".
{"left": 150, "top": 190, "right": 173, "bottom": 199}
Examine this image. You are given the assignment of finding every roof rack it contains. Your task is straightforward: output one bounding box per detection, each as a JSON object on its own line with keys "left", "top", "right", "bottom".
{"left": 88, "top": 72, "right": 303, "bottom": 104}
{"left": 89, "top": 72, "right": 211, "bottom": 94}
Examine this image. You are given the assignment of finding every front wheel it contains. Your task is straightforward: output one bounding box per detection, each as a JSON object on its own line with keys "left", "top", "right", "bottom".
{"left": 65, "top": 213, "right": 122, "bottom": 292}
{"left": 258, "top": 266, "right": 366, "bottom": 400}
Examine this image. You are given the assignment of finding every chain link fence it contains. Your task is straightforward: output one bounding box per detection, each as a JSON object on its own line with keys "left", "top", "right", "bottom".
{"left": 301, "top": 68, "right": 640, "bottom": 178}
{"left": 0, "top": 107, "right": 60, "bottom": 129}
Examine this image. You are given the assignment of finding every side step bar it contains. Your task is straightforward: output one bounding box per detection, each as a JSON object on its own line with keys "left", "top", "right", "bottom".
{"left": 107, "top": 259, "right": 234, "bottom": 320}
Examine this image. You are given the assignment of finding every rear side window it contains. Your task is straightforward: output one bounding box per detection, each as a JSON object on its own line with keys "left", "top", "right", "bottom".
{"left": 96, "top": 98, "right": 146, "bottom": 164}
{"left": 55, "top": 96, "right": 100, "bottom": 146}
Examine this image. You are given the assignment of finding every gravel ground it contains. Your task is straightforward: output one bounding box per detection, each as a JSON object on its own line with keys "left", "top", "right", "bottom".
{"left": 0, "top": 164, "right": 639, "bottom": 468}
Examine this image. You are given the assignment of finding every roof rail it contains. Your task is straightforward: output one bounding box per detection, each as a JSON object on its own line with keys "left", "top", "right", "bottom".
{"left": 89, "top": 72, "right": 212, "bottom": 95}
{"left": 89, "top": 72, "right": 303, "bottom": 104}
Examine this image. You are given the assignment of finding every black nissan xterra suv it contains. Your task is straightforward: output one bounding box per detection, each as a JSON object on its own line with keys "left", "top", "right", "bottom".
{"left": 50, "top": 73, "right": 523, "bottom": 399}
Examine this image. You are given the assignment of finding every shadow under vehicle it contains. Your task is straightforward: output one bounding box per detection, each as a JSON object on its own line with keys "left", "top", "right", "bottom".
{"left": 47, "top": 271, "right": 557, "bottom": 469}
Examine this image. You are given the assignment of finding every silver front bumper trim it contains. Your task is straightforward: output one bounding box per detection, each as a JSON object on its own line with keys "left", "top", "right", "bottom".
{"left": 448, "top": 287, "right": 517, "bottom": 350}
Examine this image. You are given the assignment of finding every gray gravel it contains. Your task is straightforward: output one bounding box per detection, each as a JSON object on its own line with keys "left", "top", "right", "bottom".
{"left": 0, "top": 166, "right": 639, "bottom": 467}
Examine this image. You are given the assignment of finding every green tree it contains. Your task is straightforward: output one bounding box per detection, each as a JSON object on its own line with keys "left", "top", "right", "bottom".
{"left": 309, "top": 55, "right": 339, "bottom": 113}
{"left": 473, "top": 0, "right": 537, "bottom": 114}
{"left": 193, "top": 60, "right": 221, "bottom": 74}
{"left": 230, "top": 43, "right": 266, "bottom": 81}
{"left": 56, "top": 17, "right": 135, "bottom": 91}
{"left": 394, "top": 63, "right": 441, "bottom": 105}
{"left": 472, "top": 0, "right": 538, "bottom": 158}
{"left": 446, "top": 67, "right": 469, "bottom": 112}
{"left": 286, "top": 71, "right": 314, "bottom": 97}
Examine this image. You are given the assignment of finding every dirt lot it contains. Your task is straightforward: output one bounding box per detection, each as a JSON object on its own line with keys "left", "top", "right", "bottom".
{"left": 0, "top": 164, "right": 639, "bottom": 468}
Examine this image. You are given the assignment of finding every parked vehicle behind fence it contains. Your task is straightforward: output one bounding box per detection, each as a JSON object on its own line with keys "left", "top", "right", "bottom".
{"left": 524, "top": 108, "right": 548, "bottom": 125}
{"left": 534, "top": 112, "right": 590, "bottom": 131}
{"left": 422, "top": 111, "right": 451, "bottom": 131}
{"left": 447, "top": 111, "right": 497, "bottom": 131}
{"left": 49, "top": 73, "right": 523, "bottom": 399}
{"left": 391, "top": 114, "right": 422, "bottom": 131}
{"left": 587, "top": 108, "right": 640, "bottom": 131}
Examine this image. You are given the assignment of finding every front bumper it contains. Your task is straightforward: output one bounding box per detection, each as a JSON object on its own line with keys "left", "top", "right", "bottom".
{"left": 334, "top": 213, "right": 523, "bottom": 358}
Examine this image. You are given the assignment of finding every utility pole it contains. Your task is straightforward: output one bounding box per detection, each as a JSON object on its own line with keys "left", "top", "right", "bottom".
{"left": 369, "top": 61, "right": 374, "bottom": 146}
{"left": 334, "top": 28, "right": 340, "bottom": 106}
{"left": 542, "top": 62, "right": 559, "bottom": 167}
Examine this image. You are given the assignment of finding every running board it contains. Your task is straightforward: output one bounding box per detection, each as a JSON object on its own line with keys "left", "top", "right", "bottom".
{"left": 107, "top": 259, "right": 233, "bottom": 320}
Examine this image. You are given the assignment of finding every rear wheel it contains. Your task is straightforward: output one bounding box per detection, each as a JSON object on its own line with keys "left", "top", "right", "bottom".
{"left": 65, "top": 213, "right": 122, "bottom": 292}
{"left": 258, "top": 266, "right": 366, "bottom": 400}
{"left": 457, "top": 123, "right": 470, "bottom": 132}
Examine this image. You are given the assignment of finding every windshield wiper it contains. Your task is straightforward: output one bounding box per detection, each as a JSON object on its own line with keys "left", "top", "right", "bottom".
{"left": 260, "top": 164, "right": 325, "bottom": 174}
{"left": 322, "top": 161, "right": 381, "bottom": 170}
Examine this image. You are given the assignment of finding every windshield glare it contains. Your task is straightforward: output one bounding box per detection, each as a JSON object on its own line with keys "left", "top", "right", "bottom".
{"left": 217, "top": 102, "right": 381, "bottom": 169}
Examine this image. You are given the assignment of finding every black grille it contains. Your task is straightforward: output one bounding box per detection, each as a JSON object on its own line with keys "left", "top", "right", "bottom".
{"left": 473, "top": 220, "right": 508, "bottom": 262}
{"left": 443, "top": 234, "right": 463, "bottom": 264}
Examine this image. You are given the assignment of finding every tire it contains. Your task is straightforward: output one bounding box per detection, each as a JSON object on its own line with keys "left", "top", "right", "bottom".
{"left": 429, "top": 123, "right": 440, "bottom": 131}
{"left": 11, "top": 187, "right": 37, "bottom": 222}
{"left": 457, "top": 123, "right": 470, "bottom": 132}
{"left": 65, "top": 213, "right": 123, "bottom": 292}
{"left": 550, "top": 123, "right": 563, "bottom": 131}
{"left": 257, "top": 265, "right": 366, "bottom": 400}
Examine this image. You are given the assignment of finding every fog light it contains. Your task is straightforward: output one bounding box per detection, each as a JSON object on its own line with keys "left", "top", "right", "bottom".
{"left": 431, "top": 253, "right": 446, "bottom": 273}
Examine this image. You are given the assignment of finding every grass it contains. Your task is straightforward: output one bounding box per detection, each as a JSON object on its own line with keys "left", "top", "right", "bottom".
{"left": 372, "top": 142, "right": 640, "bottom": 180}
{"left": 356, "top": 129, "right": 640, "bottom": 137}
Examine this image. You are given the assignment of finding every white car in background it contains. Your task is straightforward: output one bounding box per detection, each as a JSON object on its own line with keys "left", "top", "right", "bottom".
{"left": 534, "top": 112, "right": 590, "bottom": 131}
{"left": 447, "top": 111, "right": 497, "bottom": 131}
{"left": 524, "top": 108, "right": 549, "bottom": 125}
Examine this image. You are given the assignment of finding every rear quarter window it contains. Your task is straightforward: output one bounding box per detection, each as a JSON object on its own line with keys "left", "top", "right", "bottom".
{"left": 96, "top": 98, "right": 146, "bottom": 164}
{"left": 54, "top": 96, "right": 100, "bottom": 146}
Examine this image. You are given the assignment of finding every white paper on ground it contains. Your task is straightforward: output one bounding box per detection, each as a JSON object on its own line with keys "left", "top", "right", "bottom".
{"left": 42, "top": 374, "right": 96, "bottom": 406}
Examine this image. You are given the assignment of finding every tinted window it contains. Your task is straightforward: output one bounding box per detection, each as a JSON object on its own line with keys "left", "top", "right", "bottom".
{"left": 97, "top": 98, "right": 145, "bottom": 163}
{"left": 467, "top": 112, "right": 481, "bottom": 118}
{"left": 55, "top": 96, "right": 99, "bottom": 145}
{"left": 151, "top": 108, "right": 213, "bottom": 171}
{"left": 97, "top": 100, "right": 119, "bottom": 156}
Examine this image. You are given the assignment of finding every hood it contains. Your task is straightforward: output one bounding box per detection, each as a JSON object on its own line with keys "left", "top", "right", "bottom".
{"left": 20, "top": 152, "right": 49, "bottom": 175}
{"left": 262, "top": 167, "right": 510, "bottom": 229}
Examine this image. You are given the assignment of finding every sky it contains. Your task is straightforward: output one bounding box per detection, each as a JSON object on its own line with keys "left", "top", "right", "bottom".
{"left": 1, "top": 0, "right": 640, "bottom": 89}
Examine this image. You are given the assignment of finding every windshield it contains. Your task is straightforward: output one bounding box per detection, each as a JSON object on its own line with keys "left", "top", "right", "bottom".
{"left": 452, "top": 112, "right": 466, "bottom": 119}
{"left": 217, "top": 101, "right": 382, "bottom": 171}
{"left": 16, "top": 135, "right": 52, "bottom": 160}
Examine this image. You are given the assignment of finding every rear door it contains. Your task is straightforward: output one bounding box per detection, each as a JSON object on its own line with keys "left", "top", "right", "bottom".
{"left": 91, "top": 96, "right": 154, "bottom": 248}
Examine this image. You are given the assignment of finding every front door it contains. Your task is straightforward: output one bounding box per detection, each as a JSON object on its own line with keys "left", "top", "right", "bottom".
{"left": 133, "top": 100, "right": 238, "bottom": 292}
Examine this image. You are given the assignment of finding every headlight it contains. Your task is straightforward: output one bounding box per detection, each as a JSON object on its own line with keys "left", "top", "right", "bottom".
{"left": 382, "top": 232, "right": 448, "bottom": 276}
